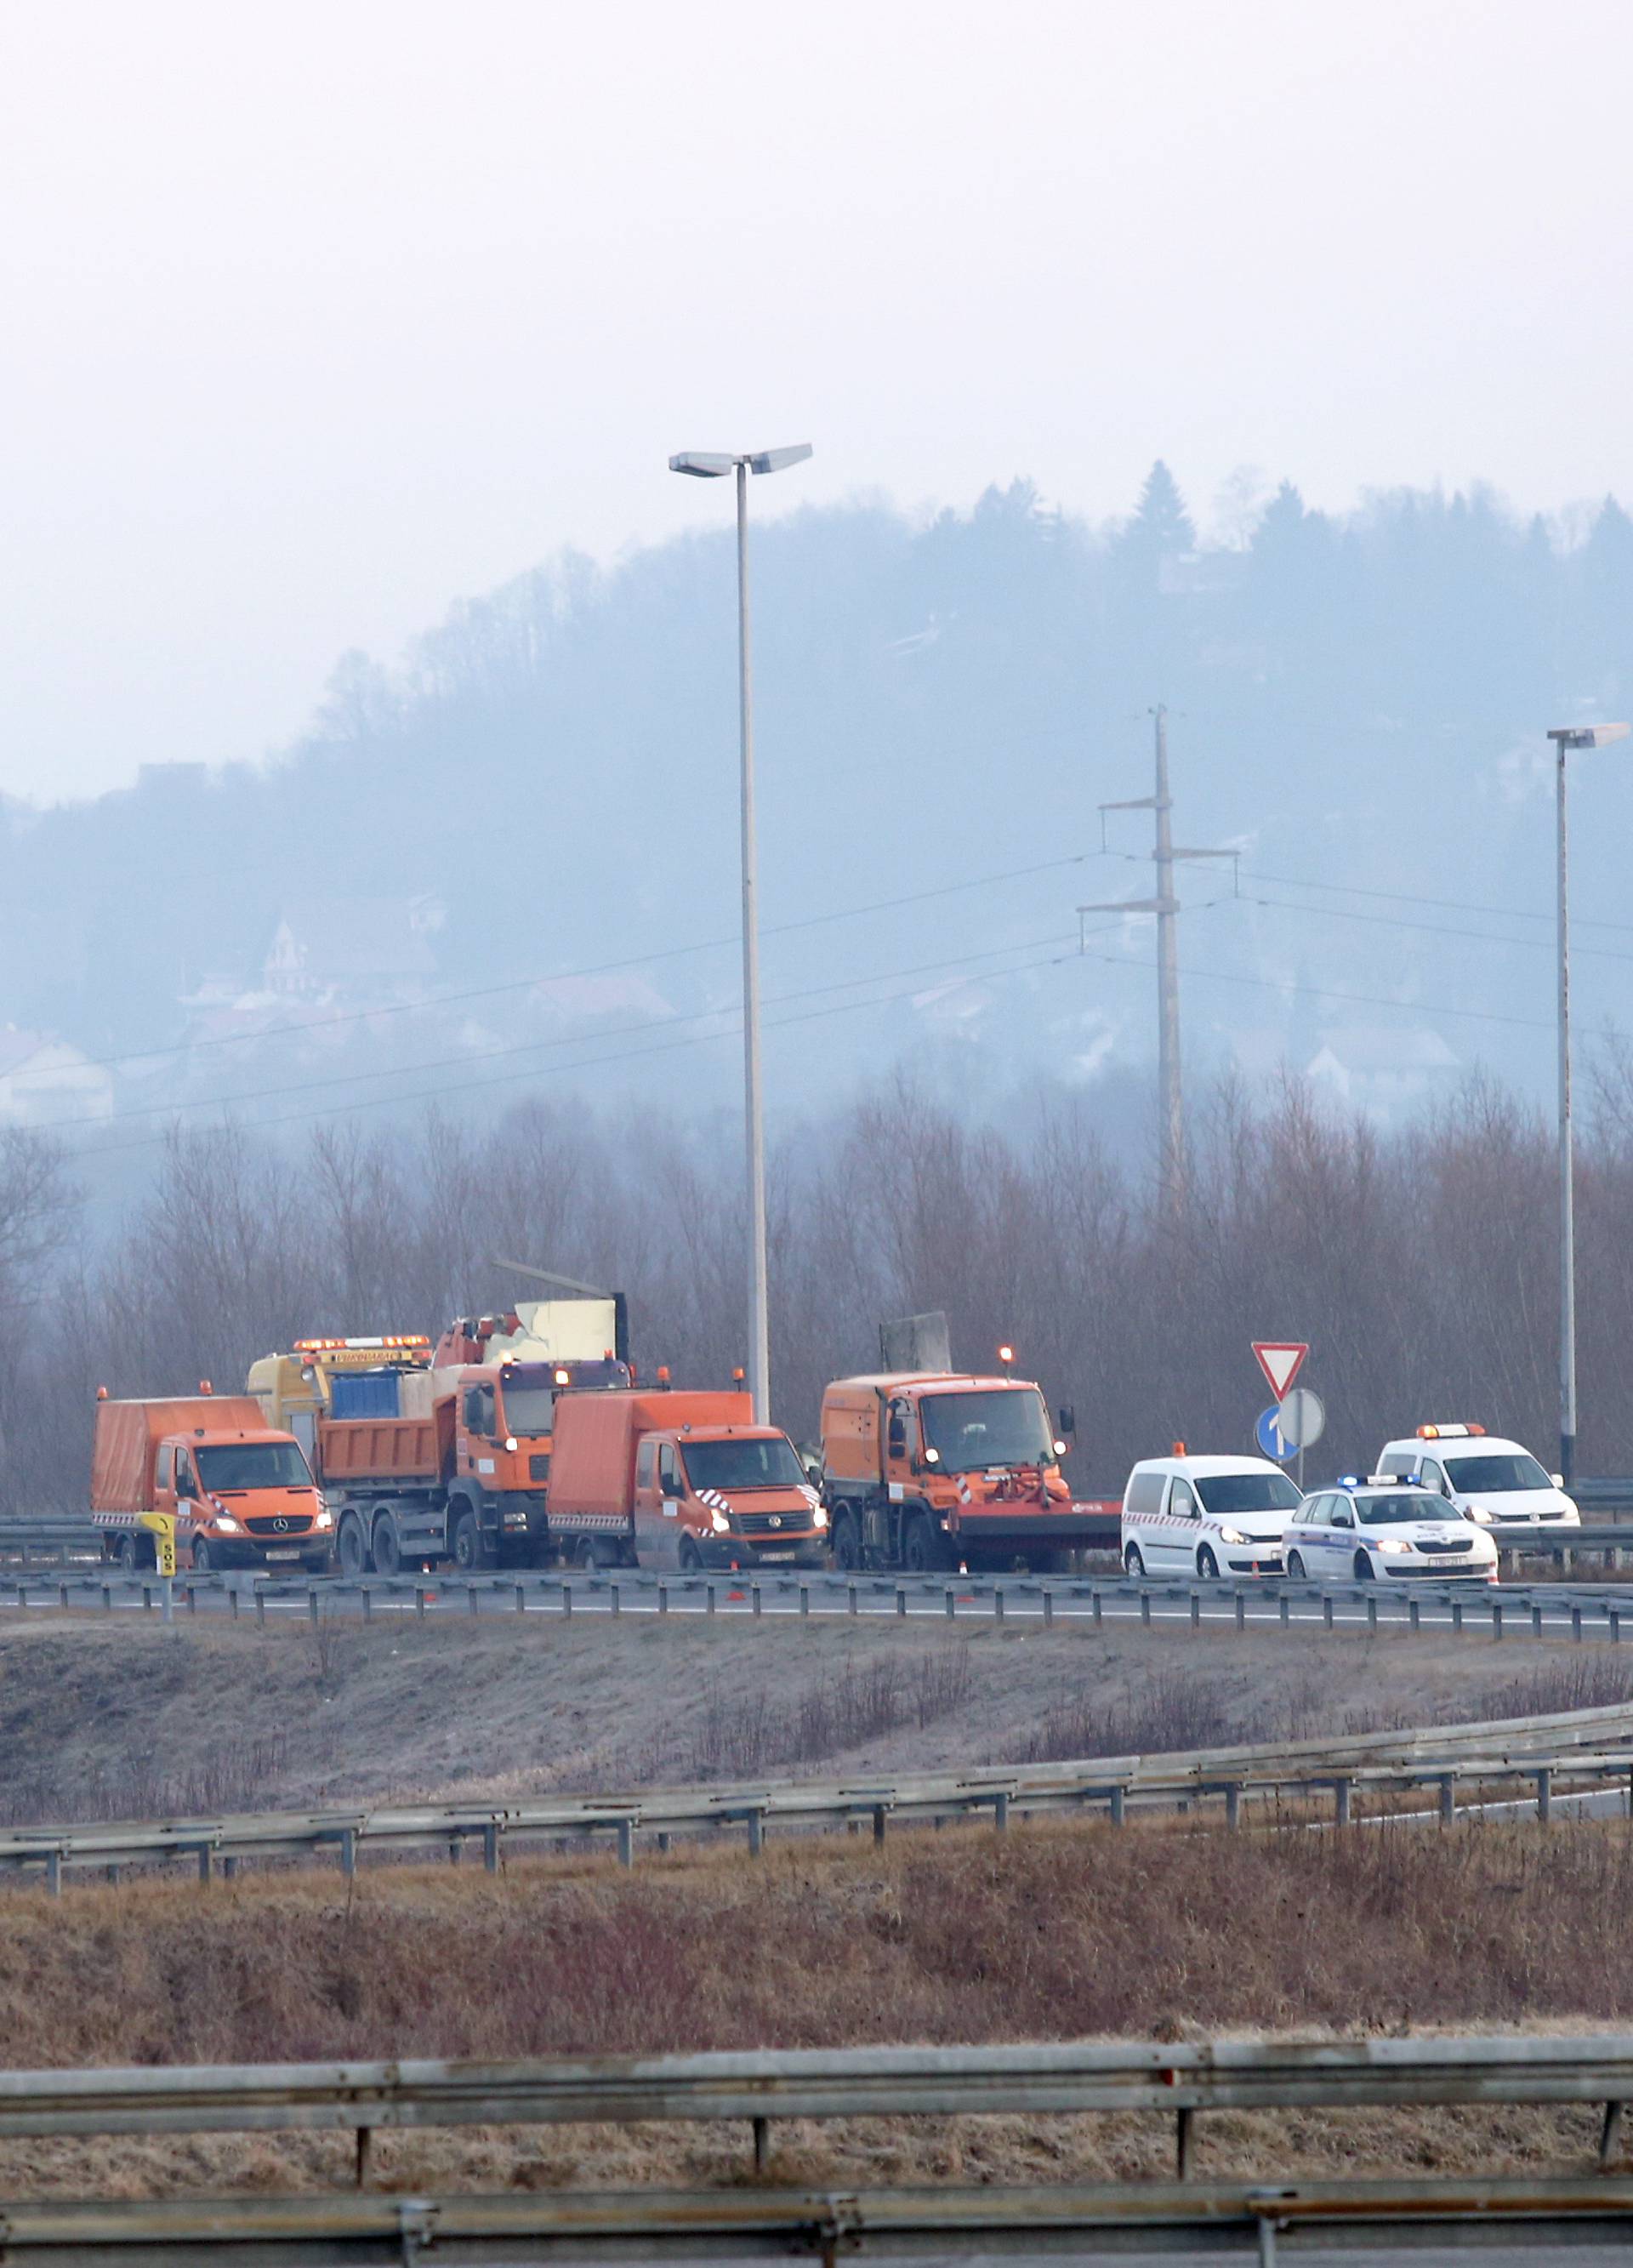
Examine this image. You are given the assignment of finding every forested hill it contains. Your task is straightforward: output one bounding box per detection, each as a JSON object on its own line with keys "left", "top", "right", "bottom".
{"left": 6, "top": 466, "right": 1632, "bottom": 1121}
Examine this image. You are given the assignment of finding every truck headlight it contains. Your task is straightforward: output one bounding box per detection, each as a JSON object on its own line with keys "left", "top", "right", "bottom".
{"left": 1218, "top": 1526, "right": 1247, "bottom": 1545}
{"left": 213, "top": 1513, "right": 242, "bottom": 1533}
{"left": 813, "top": 1506, "right": 828, "bottom": 1529}
{"left": 710, "top": 1509, "right": 731, "bottom": 1534}
{"left": 315, "top": 1508, "right": 333, "bottom": 1530}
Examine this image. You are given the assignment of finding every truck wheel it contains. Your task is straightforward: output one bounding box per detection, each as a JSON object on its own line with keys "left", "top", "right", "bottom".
{"left": 678, "top": 1536, "right": 703, "bottom": 1573}
{"left": 902, "top": 1514, "right": 952, "bottom": 1574}
{"left": 831, "top": 1509, "right": 862, "bottom": 1570}
{"left": 191, "top": 1538, "right": 215, "bottom": 1576}
{"left": 1124, "top": 1542, "right": 1146, "bottom": 1579}
{"left": 1198, "top": 1545, "right": 1220, "bottom": 1581}
{"left": 115, "top": 1533, "right": 139, "bottom": 1573}
{"left": 452, "top": 1511, "right": 486, "bottom": 1572}
{"left": 372, "top": 1515, "right": 402, "bottom": 1576}
{"left": 338, "top": 1518, "right": 367, "bottom": 1577}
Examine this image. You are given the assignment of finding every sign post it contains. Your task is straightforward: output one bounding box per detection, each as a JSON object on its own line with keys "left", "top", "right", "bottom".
{"left": 141, "top": 1512, "right": 176, "bottom": 1624}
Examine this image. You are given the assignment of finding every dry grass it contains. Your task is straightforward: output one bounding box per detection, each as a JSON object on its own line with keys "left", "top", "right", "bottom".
{"left": 0, "top": 1813, "right": 1628, "bottom": 2197}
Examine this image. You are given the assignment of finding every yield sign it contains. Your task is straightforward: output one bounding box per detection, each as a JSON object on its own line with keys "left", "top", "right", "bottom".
{"left": 1253, "top": 1341, "right": 1308, "bottom": 1399}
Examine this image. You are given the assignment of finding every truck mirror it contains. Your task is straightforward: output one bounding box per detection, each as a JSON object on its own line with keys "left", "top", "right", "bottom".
{"left": 1058, "top": 1405, "right": 1076, "bottom": 1437}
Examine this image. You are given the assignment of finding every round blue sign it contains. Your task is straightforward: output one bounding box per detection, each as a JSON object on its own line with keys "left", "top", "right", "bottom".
{"left": 1255, "top": 1403, "right": 1292, "bottom": 1462}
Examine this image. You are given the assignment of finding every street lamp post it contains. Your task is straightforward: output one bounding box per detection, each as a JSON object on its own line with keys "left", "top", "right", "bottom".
{"left": 1546, "top": 721, "right": 1630, "bottom": 1488}
{"left": 669, "top": 443, "right": 812, "bottom": 1423}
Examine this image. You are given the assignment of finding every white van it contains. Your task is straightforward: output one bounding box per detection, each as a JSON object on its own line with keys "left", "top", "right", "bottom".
{"left": 1375, "top": 1425, "right": 1579, "bottom": 1528}
{"left": 1121, "top": 1452, "right": 1302, "bottom": 1579}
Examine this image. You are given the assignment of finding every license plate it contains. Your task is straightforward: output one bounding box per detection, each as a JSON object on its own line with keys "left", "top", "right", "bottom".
{"left": 1426, "top": 1556, "right": 1466, "bottom": 1567}
{"left": 757, "top": 1549, "right": 796, "bottom": 1562}
{"left": 265, "top": 1548, "right": 300, "bottom": 1561}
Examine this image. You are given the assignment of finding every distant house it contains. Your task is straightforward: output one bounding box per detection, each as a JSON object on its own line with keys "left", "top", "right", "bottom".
{"left": 263, "top": 896, "right": 443, "bottom": 1005}
{"left": 0, "top": 1029, "right": 114, "bottom": 1125}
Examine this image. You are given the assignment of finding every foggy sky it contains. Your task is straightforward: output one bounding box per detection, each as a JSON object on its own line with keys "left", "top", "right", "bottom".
{"left": 3, "top": 0, "right": 1630, "bottom": 801}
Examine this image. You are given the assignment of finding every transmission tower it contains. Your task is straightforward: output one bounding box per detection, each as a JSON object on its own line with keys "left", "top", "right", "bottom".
{"left": 1080, "top": 705, "right": 1235, "bottom": 1215}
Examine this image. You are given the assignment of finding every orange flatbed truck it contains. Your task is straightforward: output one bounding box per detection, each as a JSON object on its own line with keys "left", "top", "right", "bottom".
{"left": 249, "top": 1329, "right": 632, "bottom": 1573}
{"left": 545, "top": 1389, "right": 828, "bottom": 1571}
{"left": 89, "top": 1393, "right": 333, "bottom": 1574}
{"left": 820, "top": 1362, "right": 1101, "bottom": 1574}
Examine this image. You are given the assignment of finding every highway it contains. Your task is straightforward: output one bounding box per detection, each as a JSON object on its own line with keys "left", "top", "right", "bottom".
{"left": 2, "top": 1562, "right": 1632, "bottom": 1641}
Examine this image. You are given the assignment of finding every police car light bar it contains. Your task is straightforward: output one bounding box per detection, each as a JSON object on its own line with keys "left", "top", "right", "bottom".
{"left": 1417, "top": 1422, "right": 1484, "bottom": 1439}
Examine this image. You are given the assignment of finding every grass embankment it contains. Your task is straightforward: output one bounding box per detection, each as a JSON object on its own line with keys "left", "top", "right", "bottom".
{"left": 0, "top": 1812, "right": 1629, "bottom": 2197}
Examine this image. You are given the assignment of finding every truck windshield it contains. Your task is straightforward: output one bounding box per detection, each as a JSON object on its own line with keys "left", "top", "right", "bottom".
{"left": 498, "top": 1360, "right": 630, "bottom": 1437}
{"left": 919, "top": 1389, "right": 1054, "bottom": 1473}
{"left": 680, "top": 1436, "right": 808, "bottom": 1492}
{"left": 1193, "top": 1472, "right": 1301, "bottom": 1514}
{"left": 196, "top": 1441, "right": 312, "bottom": 1490}
{"left": 1442, "top": 1452, "right": 1552, "bottom": 1493}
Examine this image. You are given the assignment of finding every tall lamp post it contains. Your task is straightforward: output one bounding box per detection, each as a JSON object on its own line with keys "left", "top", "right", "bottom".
{"left": 1546, "top": 720, "right": 1629, "bottom": 1488}
{"left": 669, "top": 442, "right": 812, "bottom": 1423}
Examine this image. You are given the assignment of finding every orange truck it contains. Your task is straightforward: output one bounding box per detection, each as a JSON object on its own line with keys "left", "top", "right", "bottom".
{"left": 248, "top": 1319, "right": 632, "bottom": 1574}
{"left": 544, "top": 1388, "right": 829, "bottom": 1571}
{"left": 89, "top": 1393, "right": 333, "bottom": 1575}
{"left": 819, "top": 1353, "right": 1099, "bottom": 1574}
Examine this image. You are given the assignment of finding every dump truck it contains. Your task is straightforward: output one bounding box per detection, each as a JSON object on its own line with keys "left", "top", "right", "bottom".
{"left": 90, "top": 1391, "right": 332, "bottom": 1574}
{"left": 248, "top": 1313, "right": 632, "bottom": 1573}
{"left": 544, "top": 1388, "right": 828, "bottom": 1570}
{"left": 819, "top": 1331, "right": 1100, "bottom": 1573}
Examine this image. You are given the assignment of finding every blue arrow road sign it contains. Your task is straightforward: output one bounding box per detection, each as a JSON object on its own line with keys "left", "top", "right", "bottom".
{"left": 1256, "top": 1404, "right": 1292, "bottom": 1462}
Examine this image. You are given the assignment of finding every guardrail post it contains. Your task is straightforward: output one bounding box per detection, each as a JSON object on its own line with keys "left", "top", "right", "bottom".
{"left": 799, "top": 1585, "right": 811, "bottom": 1618}
{"left": 1493, "top": 1599, "right": 1503, "bottom": 1639}
{"left": 993, "top": 1792, "right": 1010, "bottom": 1832}
{"left": 197, "top": 1845, "right": 213, "bottom": 1884}
{"left": 1573, "top": 1605, "right": 1584, "bottom": 1642}
{"left": 339, "top": 1829, "right": 356, "bottom": 1878}
{"left": 1366, "top": 1596, "right": 1377, "bottom": 1633}
{"left": 657, "top": 1582, "right": 669, "bottom": 1616}
{"left": 1600, "top": 2101, "right": 1624, "bottom": 2168}
{"left": 1225, "top": 1785, "right": 1241, "bottom": 1830}
{"left": 617, "top": 1819, "right": 634, "bottom": 1868}
{"left": 228, "top": 1587, "right": 240, "bottom": 1622}
{"left": 751, "top": 1584, "right": 761, "bottom": 1618}
{"left": 1189, "top": 1591, "right": 1200, "bottom": 1629}
{"left": 415, "top": 1587, "right": 426, "bottom": 1620}
{"left": 142, "top": 1582, "right": 152, "bottom": 1612}
{"left": 994, "top": 1587, "right": 1004, "bottom": 1623}
{"left": 1323, "top": 1596, "right": 1334, "bottom": 1631}
{"left": 1140, "top": 1593, "right": 1151, "bottom": 1627}
{"left": 747, "top": 1809, "right": 764, "bottom": 1857}
{"left": 468, "top": 1584, "right": 481, "bottom": 1618}
{"left": 57, "top": 1581, "right": 68, "bottom": 1610}
{"left": 45, "top": 1849, "right": 60, "bottom": 1897}
{"left": 562, "top": 1583, "right": 572, "bottom": 1620}
{"left": 753, "top": 2116, "right": 771, "bottom": 2174}
{"left": 1533, "top": 1603, "right": 1544, "bottom": 1637}
{"left": 1109, "top": 1786, "right": 1126, "bottom": 1827}
{"left": 482, "top": 1823, "right": 499, "bottom": 1873}
{"left": 610, "top": 1583, "right": 620, "bottom": 1617}
{"left": 1334, "top": 1777, "right": 1352, "bottom": 1826}
{"left": 1091, "top": 1587, "right": 1102, "bottom": 1625}
{"left": 102, "top": 1583, "right": 112, "bottom": 1614}
{"left": 257, "top": 1590, "right": 266, "bottom": 1629}
{"left": 1536, "top": 1766, "right": 1552, "bottom": 1823}
{"left": 1235, "top": 1593, "right": 1246, "bottom": 1632}
{"left": 1613, "top": 1606, "right": 1623, "bottom": 1645}
{"left": 355, "top": 2128, "right": 373, "bottom": 2189}
{"left": 945, "top": 1587, "right": 956, "bottom": 1620}
{"left": 896, "top": 1586, "right": 907, "bottom": 1617}
{"left": 186, "top": 1583, "right": 197, "bottom": 1616}
{"left": 847, "top": 1582, "right": 857, "bottom": 1617}
{"left": 223, "top": 1856, "right": 239, "bottom": 1881}
{"left": 873, "top": 1804, "right": 888, "bottom": 1844}
{"left": 515, "top": 1584, "right": 526, "bottom": 1615}
{"left": 1043, "top": 1587, "right": 1055, "bottom": 1627}
{"left": 1278, "top": 1593, "right": 1289, "bottom": 1627}
{"left": 1452, "top": 1599, "right": 1464, "bottom": 1633}
{"left": 1176, "top": 2104, "right": 1195, "bottom": 2180}
{"left": 1439, "top": 1774, "right": 1455, "bottom": 1824}
{"left": 707, "top": 1584, "right": 717, "bottom": 1616}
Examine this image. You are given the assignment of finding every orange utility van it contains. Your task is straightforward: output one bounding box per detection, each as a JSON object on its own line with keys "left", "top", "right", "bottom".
{"left": 545, "top": 1389, "right": 828, "bottom": 1571}
{"left": 819, "top": 1359, "right": 1095, "bottom": 1573}
{"left": 90, "top": 1393, "right": 333, "bottom": 1574}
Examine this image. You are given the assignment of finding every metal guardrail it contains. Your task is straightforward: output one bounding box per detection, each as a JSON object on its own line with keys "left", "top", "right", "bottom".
{"left": 5, "top": 2175, "right": 1633, "bottom": 2261}
{"left": 5, "top": 1701, "right": 1633, "bottom": 1891}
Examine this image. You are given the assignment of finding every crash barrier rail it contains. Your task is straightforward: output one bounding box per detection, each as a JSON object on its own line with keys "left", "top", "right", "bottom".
{"left": 6, "top": 1700, "right": 1633, "bottom": 1892}
{"left": 5, "top": 2178, "right": 1633, "bottom": 2264}
{"left": 4, "top": 2033, "right": 1633, "bottom": 2200}
{"left": 10, "top": 1563, "right": 1633, "bottom": 1635}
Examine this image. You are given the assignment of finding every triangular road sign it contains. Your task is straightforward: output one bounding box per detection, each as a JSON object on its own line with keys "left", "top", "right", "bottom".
{"left": 1253, "top": 1341, "right": 1308, "bottom": 1399}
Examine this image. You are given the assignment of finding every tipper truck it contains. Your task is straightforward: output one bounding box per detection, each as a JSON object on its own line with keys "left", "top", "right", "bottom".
{"left": 819, "top": 1345, "right": 1098, "bottom": 1573}
{"left": 545, "top": 1388, "right": 829, "bottom": 1570}
{"left": 248, "top": 1306, "right": 632, "bottom": 1574}
{"left": 90, "top": 1392, "right": 333, "bottom": 1574}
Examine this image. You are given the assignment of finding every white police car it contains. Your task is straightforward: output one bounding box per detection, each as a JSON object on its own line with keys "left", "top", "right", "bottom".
{"left": 1375, "top": 1424, "right": 1579, "bottom": 1528}
{"left": 1283, "top": 1474, "right": 1499, "bottom": 1582}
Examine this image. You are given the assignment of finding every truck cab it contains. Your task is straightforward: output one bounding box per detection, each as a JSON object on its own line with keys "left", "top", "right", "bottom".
{"left": 90, "top": 1393, "right": 333, "bottom": 1575}
{"left": 630, "top": 1419, "right": 828, "bottom": 1571}
{"left": 820, "top": 1360, "right": 1092, "bottom": 1572}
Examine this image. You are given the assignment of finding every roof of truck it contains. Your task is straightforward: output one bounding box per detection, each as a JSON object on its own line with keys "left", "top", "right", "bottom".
{"left": 826, "top": 1372, "right": 1035, "bottom": 1394}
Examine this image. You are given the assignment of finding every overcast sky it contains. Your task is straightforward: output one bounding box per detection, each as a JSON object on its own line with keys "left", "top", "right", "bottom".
{"left": 3, "top": 0, "right": 1630, "bottom": 802}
